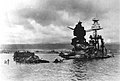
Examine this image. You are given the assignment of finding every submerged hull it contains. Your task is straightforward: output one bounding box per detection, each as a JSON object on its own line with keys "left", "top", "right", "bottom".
{"left": 15, "top": 59, "right": 49, "bottom": 64}
{"left": 13, "top": 51, "right": 49, "bottom": 64}
{"left": 59, "top": 51, "right": 114, "bottom": 60}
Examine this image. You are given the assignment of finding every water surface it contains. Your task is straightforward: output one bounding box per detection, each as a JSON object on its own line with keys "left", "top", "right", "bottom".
{"left": 0, "top": 53, "right": 120, "bottom": 81}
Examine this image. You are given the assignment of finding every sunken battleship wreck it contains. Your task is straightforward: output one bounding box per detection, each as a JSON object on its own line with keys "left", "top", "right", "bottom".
{"left": 59, "top": 18, "right": 114, "bottom": 59}
{"left": 13, "top": 18, "right": 114, "bottom": 64}
{"left": 13, "top": 51, "right": 49, "bottom": 63}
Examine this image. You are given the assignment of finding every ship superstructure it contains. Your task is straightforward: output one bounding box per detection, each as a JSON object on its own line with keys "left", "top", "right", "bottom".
{"left": 59, "top": 18, "right": 113, "bottom": 59}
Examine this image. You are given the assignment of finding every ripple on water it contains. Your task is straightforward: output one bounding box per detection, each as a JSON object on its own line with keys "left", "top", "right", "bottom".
{"left": 0, "top": 54, "right": 120, "bottom": 81}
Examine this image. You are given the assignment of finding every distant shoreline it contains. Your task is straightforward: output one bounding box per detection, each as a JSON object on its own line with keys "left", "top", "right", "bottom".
{"left": 0, "top": 43, "right": 119, "bottom": 54}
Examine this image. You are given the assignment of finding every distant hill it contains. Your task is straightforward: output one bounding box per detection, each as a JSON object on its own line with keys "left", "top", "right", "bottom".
{"left": 0, "top": 43, "right": 119, "bottom": 53}
{"left": 105, "top": 43, "right": 120, "bottom": 53}
{"left": 0, "top": 43, "right": 73, "bottom": 50}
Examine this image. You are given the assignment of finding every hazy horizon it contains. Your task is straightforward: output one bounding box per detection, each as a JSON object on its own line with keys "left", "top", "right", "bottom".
{"left": 0, "top": 42, "right": 120, "bottom": 45}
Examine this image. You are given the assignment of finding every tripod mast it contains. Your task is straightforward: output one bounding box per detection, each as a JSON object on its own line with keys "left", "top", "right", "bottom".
{"left": 91, "top": 18, "right": 103, "bottom": 49}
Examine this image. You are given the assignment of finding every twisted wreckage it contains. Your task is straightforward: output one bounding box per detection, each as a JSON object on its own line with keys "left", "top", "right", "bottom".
{"left": 13, "top": 51, "right": 49, "bottom": 63}
{"left": 59, "top": 18, "right": 114, "bottom": 59}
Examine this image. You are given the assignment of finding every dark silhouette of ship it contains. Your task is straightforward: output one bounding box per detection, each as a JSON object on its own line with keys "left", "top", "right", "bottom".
{"left": 13, "top": 51, "right": 49, "bottom": 63}
{"left": 59, "top": 18, "right": 114, "bottom": 59}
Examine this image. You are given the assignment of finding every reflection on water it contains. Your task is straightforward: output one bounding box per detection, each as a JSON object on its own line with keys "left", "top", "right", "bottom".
{"left": 0, "top": 53, "right": 120, "bottom": 81}
{"left": 70, "top": 60, "right": 88, "bottom": 81}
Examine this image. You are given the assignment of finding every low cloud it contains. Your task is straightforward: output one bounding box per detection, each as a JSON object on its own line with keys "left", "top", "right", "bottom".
{"left": 16, "top": 0, "right": 110, "bottom": 27}
{"left": 2, "top": 0, "right": 119, "bottom": 44}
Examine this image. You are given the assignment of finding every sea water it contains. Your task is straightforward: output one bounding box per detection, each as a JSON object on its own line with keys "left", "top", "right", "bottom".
{"left": 0, "top": 44, "right": 120, "bottom": 81}
{"left": 0, "top": 53, "right": 120, "bottom": 81}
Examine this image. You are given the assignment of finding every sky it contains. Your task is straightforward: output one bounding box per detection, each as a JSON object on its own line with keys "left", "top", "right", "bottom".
{"left": 0, "top": 0, "right": 119, "bottom": 44}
